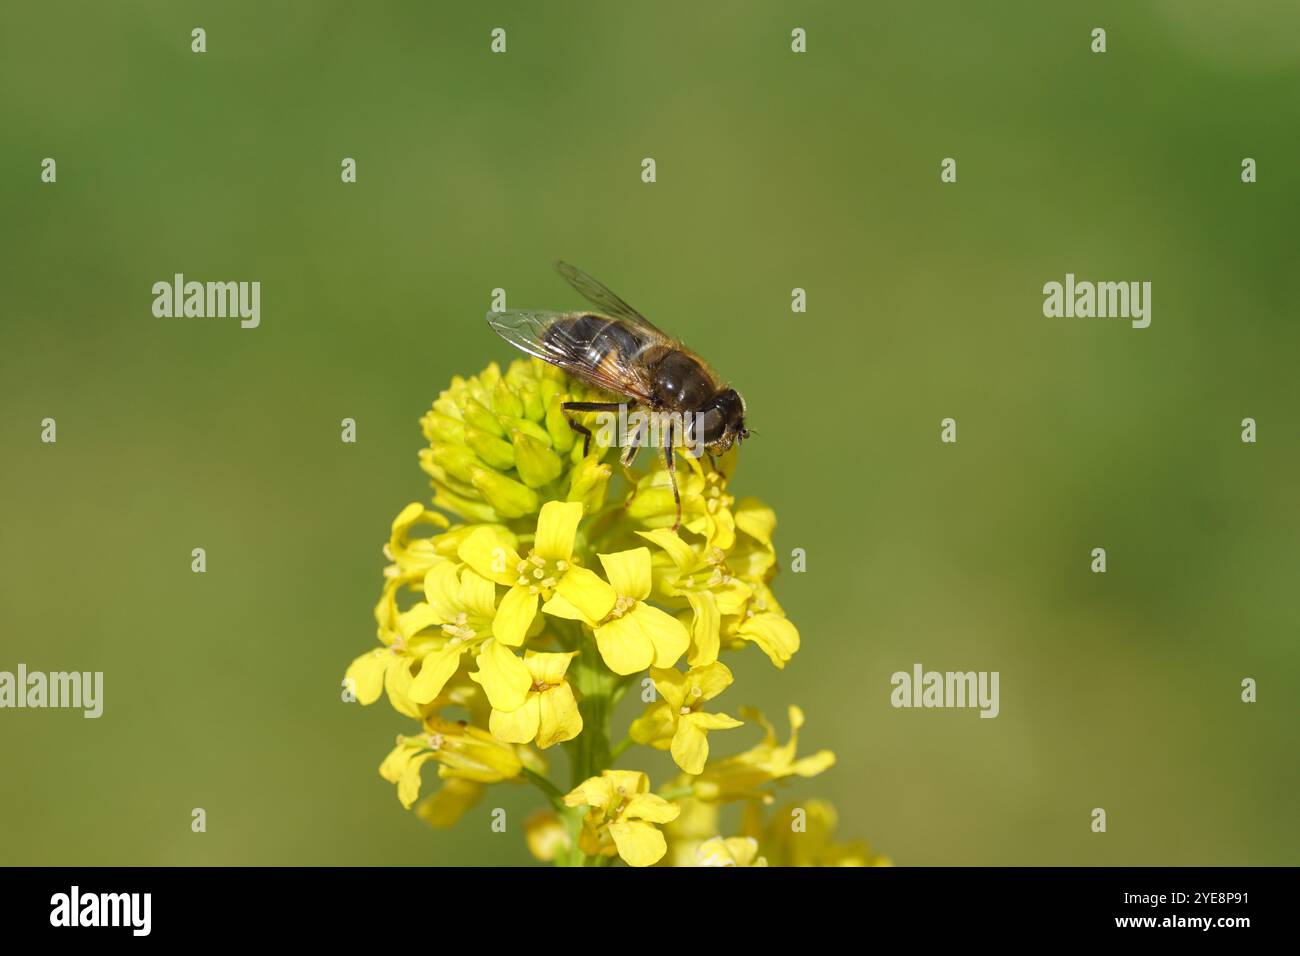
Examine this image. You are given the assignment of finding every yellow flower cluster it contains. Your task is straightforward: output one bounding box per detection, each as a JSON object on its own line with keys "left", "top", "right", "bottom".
{"left": 346, "top": 358, "right": 885, "bottom": 866}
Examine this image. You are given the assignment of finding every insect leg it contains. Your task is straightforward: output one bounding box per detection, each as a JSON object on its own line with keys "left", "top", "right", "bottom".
{"left": 617, "top": 417, "right": 648, "bottom": 513}
{"left": 561, "top": 401, "right": 625, "bottom": 457}
{"left": 620, "top": 411, "right": 645, "bottom": 468}
{"left": 665, "top": 421, "right": 681, "bottom": 532}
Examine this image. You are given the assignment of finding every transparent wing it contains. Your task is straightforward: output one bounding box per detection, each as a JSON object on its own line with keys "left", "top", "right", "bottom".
{"left": 486, "top": 308, "right": 656, "bottom": 403}
{"left": 555, "top": 261, "right": 677, "bottom": 342}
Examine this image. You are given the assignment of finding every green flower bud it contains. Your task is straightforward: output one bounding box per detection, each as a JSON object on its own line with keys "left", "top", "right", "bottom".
{"left": 500, "top": 416, "right": 553, "bottom": 446}
{"left": 420, "top": 359, "right": 605, "bottom": 524}
{"left": 546, "top": 394, "right": 576, "bottom": 454}
{"left": 567, "top": 457, "right": 612, "bottom": 512}
{"left": 492, "top": 380, "right": 524, "bottom": 420}
{"left": 426, "top": 443, "right": 481, "bottom": 485}
{"left": 471, "top": 465, "right": 539, "bottom": 518}
{"left": 466, "top": 426, "right": 516, "bottom": 471}
{"left": 513, "top": 432, "right": 564, "bottom": 488}
{"left": 462, "top": 398, "right": 505, "bottom": 438}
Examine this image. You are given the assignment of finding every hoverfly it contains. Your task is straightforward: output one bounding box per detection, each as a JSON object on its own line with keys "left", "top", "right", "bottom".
{"left": 487, "top": 262, "right": 749, "bottom": 530}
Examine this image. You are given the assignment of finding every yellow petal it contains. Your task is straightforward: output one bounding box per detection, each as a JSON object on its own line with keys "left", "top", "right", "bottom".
{"left": 554, "top": 566, "right": 617, "bottom": 622}
{"left": 398, "top": 753, "right": 436, "bottom": 809}
{"left": 608, "top": 820, "right": 668, "bottom": 867}
{"left": 734, "top": 497, "right": 776, "bottom": 546}
{"left": 397, "top": 602, "right": 441, "bottom": 640}
{"left": 791, "top": 750, "right": 838, "bottom": 778}
{"left": 493, "top": 587, "right": 538, "bottom": 647}
{"left": 536, "top": 683, "right": 583, "bottom": 749}
{"left": 379, "top": 738, "right": 415, "bottom": 783}
{"left": 595, "top": 616, "right": 656, "bottom": 676}
{"left": 635, "top": 528, "right": 696, "bottom": 569}
{"left": 701, "top": 505, "right": 735, "bottom": 550}
{"left": 525, "top": 650, "right": 578, "bottom": 684}
{"left": 422, "top": 562, "right": 463, "bottom": 620}
{"left": 415, "top": 778, "right": 484, "bottom": 828}
{"left": 604, "top": 769, "right": 650, "bottom": 797}
{"left": 670, "top": 717, "right": 711, "bottom": 775}
{"left": 685, "top": 591, "right": 720, "bottom": 667}
{"left": 738, "top": 613, "right": 800, "bottom": 668}
{"left": 598, "top": 548, "right": 653, "bottom": 601}
{"left": 535, "top": 499, "right": 584, "bottom": 560}
{"left": 648, "top": 666, "right": 688, "bottom": 711}
{"left": 540, "top": 591, "right": 588, "bottom": 622}
{"left": 383, "top": 655, "right": 422, "bottom": 718}
{"left": 457, "top": 526, "right": 520, "bottom": 586}
{"left": 714, "top": 579, "right": 752, "bottom": 617}
{"left": 391, "top": 501, "right": 425, "bottom": 532}
{"left": 458, "top": 569, "right": 499, "bottom": 620}
{"left": 689, "top": 711, "right": 743, "bottom": 731}
{"left": 629, "top": 603, "right": 689, "bottom": 669}
{"left": 470, "top": 639, "right": 532, "bottom": 712}
{"left": 409, "top": 643, "right": 465, "bottom": 703}
{"left": 345, "top": 649, "right": 389, "bottom": 706}
{"left": 688, "top": 661, "right": 734, "bottom": 701}
{"left": 564, "top": 776, "right": 614, "bottom": 809}
{"left": 629, "top": 701, "right": 676, "bottom": 747}
{"left": 489, "top": 694, "right": 541, "bottom": 744}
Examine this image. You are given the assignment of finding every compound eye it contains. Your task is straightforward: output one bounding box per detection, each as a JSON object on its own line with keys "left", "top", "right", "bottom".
{"left": 691, "top": 406, "right": 726, "bottom": 447}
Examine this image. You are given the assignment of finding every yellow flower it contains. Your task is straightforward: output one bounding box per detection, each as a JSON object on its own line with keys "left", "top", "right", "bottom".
{"left": 489, "top": 650, "right": 583, "bottom": 749}
{"left": 629, "top": 662, "right": 743, "bottom": 774}
{"left": 458, "top": 500, "right": 595, "bottom": 646}
{"left": 638, "top": 528, "right": 751, "bottom": 666}
{"left": 523, "top": 809, "right": 572, "bottom": 862}
{"left": 542, "top": 547, "right": 689, "bottom": 675}
{"left": 723, "top": 580, "right": 800, "bottom": 668}
{"left": 563, "top": 770, "right": 680, "bottom": 867}
{"left": 695, "top": 835, "right": 767, "bottom": 867}
{"left": 382, "top": 502, "right": 453, "bottom": 578}
{"left": 718, "top": 499, "right": 801, "bottom": 668}
{"left": 347, "top": 505, "right": 472, "bottom": 717}
{"left": 627, "top": 455, "right": 737, "bottom": 549}
{"left": 380, "top": 718, "right": 522, "bottom": 809}
{"left": 662, "top": 796, "right": 720, "bottom": 867}
{"left": 730, "top": 497, "right": 778, "bottom": 576}
{"left": 350, "top": 358, "right": 886, "bottom": 866}
{"left": 345, "top": 644, "right": 420, "bottom": 715}
{"left": 743, "top": 799, "right": 891, "bottom": 867}
{"left": 398, "top": 563, "right": 532, "bottom": 713}
{"left": 690, "top": 705, "right": 835, "bottom": 802}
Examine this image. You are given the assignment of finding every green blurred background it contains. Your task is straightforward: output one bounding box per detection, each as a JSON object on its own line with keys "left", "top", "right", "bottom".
{"left": 2, "top": 1, "right": 1297, "bottom": 866}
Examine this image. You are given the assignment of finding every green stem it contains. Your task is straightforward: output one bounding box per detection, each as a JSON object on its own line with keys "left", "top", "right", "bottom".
{"left": 549, "top": 623, "right": 645, "bottom": 865}
{"left": 521, "top": 766, "right": 564, "bottom": 811}
{"left": 565, "top": 629, "right": 618, "bottom": 788}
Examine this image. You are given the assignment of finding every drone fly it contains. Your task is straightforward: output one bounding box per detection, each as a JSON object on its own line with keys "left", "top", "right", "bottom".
{"left": 487, "top": 262, "right": 749, "bottom": 529}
